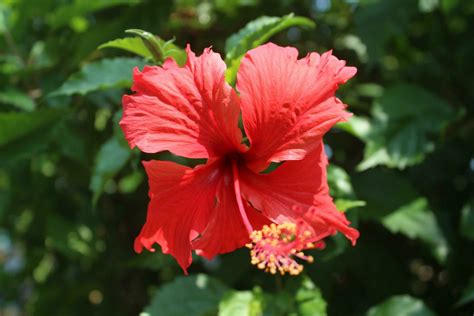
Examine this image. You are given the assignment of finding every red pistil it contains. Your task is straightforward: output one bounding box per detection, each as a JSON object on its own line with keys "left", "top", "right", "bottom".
{"left": 231, "top": 159, "right": 254, "bottom": 234}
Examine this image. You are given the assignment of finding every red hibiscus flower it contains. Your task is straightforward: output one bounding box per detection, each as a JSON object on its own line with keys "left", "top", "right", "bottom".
{"left": 120, "top": 42, "right": 359, "bottom": 275}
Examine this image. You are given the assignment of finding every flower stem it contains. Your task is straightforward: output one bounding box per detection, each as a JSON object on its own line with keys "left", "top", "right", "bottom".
{"left": 231, "top": 159, "right": 253, "bottom": 234}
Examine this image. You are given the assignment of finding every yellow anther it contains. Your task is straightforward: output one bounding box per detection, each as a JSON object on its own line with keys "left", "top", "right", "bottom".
{"left": 247, "top": 222, "right": 317, "bottom": 276}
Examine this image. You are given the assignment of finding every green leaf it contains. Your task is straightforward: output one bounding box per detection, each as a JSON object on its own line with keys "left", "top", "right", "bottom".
{"left": 0, "top": 128, "right": 63, "bottom": 166}
{"left": 162, "top": 40, "right": 187, "bottom": 66}
{"left": 214, "top": 0, "right": 258, "bottom": 16}
{"left": 382, "top": 198, "right": 448, "bottom": 263}
{"left": 0, "top": 54, "right": 24, "bottom": 76}
{"left": 0, "top": 169, "right": 10, "bottom": 221}
{"left": 90, "top": 135, "right": 131, "bottom": 205}
{"left": 353, "top": 168, "right": 420, "bottom": 219}
{"left": 33, "top": 253, "right": 55, "bottom": 283}
{"left": 51, "top": 57, "right": 146, "bottom": 96}
{"left": 356, "top": 83, "right": 385, "bottom": 98}
{"left": 460, "top": 199, "right": 474, "bottom": 240}
{"left": 0, "top": 109, "right": 62, "bottom": 146}
{"left": 456, "top": 275, "right": 474, "bottom": 307}
{"left": 419, "top": 0, "right": 439, "bottom": 12}
{"left": 260, "top": 292, "right": 292, "bottom": 316}
{"left": 224, "top": 13, "right": 315, "bottom": 84}
{"left": 441, "top": 0, "right": 458, "bottom": 12}
{"left": 0, "top": 89, "right": 35, "bottom": 111}
{"left": 90, "top": 110, "right": 132, "bottom": 205}
{"left": 125, "top": 29, "right": 165, "bottom": 62}
{"left": 126, "top": 252, "right": 172, "bottom": 271}
{"left": 45, "top": 215, "right": 95, "bottom": 258}
{"left": 354, "top": 0, "right": 417, "bottom": 61}
{"left": 335, "top": 199, "right": 366, "bottom": 212}
{"left": 323, "top": 165, "right": 361, "bottom": 258}
{"left": 47, "top": 0, "right": 136, "bottom": 29}
{"left": 327, "top": 165, "right": 365, "bottom": 213}
{"left": 327, "top": 165, "right": 357, "bottom": 198}
{"left": 224, "top": 13, "right": 314, "bottom": 61}
{"left": 366, "top": 295, "right": 437, "bottom": 316}
{"left": 53, "top": 122, "right": 88, "bottom": 164}
{"left": 99, "top": 37, "right": 153, "bottom": 59}
{"left": 295, "top": 277, "right": 327, "bottom": 316}
{"left": 118, "top": 170, "right": 144, "bottom": 194}
{"left": 125, "top": 29, "right": 187, "bottom": 65}
{"left": 336, "top": 116, "right": 372, "bottom": 141}
{"left": 219, "top": 290, "right": 263, "bottom": 316}
{"left": 143, "top": 274, "right": 229, "bottom": 316}
{"left": 0, "top": 2, "right": 10, "bottom": 34}
{"left": 358, "top": 84, "right": 459, "bottom": 170}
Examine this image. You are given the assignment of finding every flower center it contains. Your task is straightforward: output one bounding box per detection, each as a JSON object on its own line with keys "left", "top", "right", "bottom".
{"left": 231, "top": 160, "right": 326, "bottom": 275}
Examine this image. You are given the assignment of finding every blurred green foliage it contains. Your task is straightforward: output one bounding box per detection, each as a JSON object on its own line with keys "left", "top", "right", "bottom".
{"left": 0, "top": 0, "right": 473, "bottom": 315}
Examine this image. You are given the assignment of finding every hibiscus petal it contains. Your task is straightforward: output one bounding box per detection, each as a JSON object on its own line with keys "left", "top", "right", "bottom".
{"left": 237, "top": 42, "right": 356, "bottom": 172}
{"left": 134, "top": 159, "right": 222, "bottom": 273}
{"left": 239, "top": 142, "right": 359, "bottom": 244}
{"left": 121, "top": 46, "right": 244, "bottom": 159}
{"left": 192, "top": 168, "right": 270, "bottom": 260}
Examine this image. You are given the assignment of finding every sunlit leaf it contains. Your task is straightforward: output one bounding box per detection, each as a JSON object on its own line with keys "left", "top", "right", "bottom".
{"left": 327, "top": 165, "right": 357, "bottom": 198}
{"left": 358, "top": 84, "right": 459, "bottom": 170}
{"left": 118, "top": 170, "right": 144, "bottom": 194}
{"left": 295, "top": 277, "right": 327, "bottom": 316}
{"left": 51, "top": 57, "right": 146, "bottom": 96}
{"left": 124, "top": 29, "right": 187, "bottom": 65}
{"left": 90, "top": 135, "right": 131, "bottom": 205}
{"left": 337, "top": 116, "right": 372, "bottom": 140}
{"left": 0, "top": 89, "right": 35, "bottom": 111}
{"left": 143, "top": 274, "right": 229, "bottom": 316}
{"left": 419, "top": 0, "right": 439, "bottom": 12}
{"left": 224, "top": 13, "right": 314, "bottom": 61}
{"left": 356, "top": 83, "right": 385, "bottom": 98}
{"left": 0, "top": 2, "right": 10, "bottom": 34}
{"left": 218, "top": 290, "right": 263, "bottom": 316}
{"left": 33, "top": 253, "right": 55, "bottom": 283}
{"left": 327, "top": 165, "right": 365, "bottom": 212}
{"left": 382, "top": 198, "right": 448, "bottom": 263}
{"left": 335, "top": 199, "right": 366, "bottom": 212}
{"left": 325, "top": 165, "right": 362, "bottom": 256}
{"left": 224, "top": 13, "right": 315, "bottom": 83}
{"left": 99, "top": 37, "right": 153, "bottom": 59}
{"left": 366, "top": 295, "right": 437, "bottom": 316}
